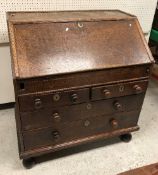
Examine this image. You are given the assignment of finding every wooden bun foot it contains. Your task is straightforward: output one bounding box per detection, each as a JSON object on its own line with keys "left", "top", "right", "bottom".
{"left": 120, "top": 133, "right": 132, "bottom": 143}
{"left": 22, "top": 158, "right": 36, "bottom": 169}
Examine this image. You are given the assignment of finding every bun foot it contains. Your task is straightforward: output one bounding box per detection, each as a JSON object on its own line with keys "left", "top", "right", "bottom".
{"left": 22, "top": 158, "right": 36, "bottom": 169}
{"left": 120, "top": 133, "right": 132, "bottom": 143}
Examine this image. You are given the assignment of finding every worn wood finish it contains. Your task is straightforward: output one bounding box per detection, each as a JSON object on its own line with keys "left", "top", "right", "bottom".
{"left": 7, "top": 10, "right": 153, "bottom": 165}
{"left": 7, "top": 11, "right": 154, "bottom": 79}
{"left": 21, "top": 94, "right": 144, "bottom": 131}
{"left": 16, "top": 65, "right": 150, "bottom": 95}
{"left": 119, "top": 162, "right": 158, "bottom": 175}
{"left": 23, "top": 110, "right": 140, "bottom": 151}
{"left": 91, "top": 80, "right": 148, "bottom": 101}
{"left": 18, "top": 88, "right": 89, "bottom": 112}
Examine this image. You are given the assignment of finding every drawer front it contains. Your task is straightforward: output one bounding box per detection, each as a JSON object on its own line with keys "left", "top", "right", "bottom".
{"left": 16, "top": 65, "right": 150, "bottom": 95}
{"left": 23, "top": 110, "right": 140, "bottom": 151}
{"left": 91, "top": 80, "right": 148, "bottom": 101}
{"left": 21, "top": 93, "right": 145, "bottom": 131}
{"left": 18, "top": 88, "right": 89, "bottom": 112}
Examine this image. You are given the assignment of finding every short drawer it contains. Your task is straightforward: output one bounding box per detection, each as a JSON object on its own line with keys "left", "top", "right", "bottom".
{"left": 23, "top": 110, "right": 140, "bottom": 151}
{"left": 91, "top": 80, "right": 148, "bottom": 101}
{"left": 21, "top": 93, "right": 145, "bottom": 131}
{"left": 18, "top": 88, "right": 89, "bottom": 112}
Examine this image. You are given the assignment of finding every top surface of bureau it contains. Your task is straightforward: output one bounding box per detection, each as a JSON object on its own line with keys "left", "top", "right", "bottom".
{"left": 7, "top": 10, "right": 153, "bottom": 79}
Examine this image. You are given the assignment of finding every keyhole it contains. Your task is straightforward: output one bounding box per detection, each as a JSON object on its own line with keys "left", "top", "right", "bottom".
{"left": 53, "top": 94, "right": 60, "bottom": 101}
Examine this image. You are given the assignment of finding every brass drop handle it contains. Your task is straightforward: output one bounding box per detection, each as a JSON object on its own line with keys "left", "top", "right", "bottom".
{"left": 103, "top": 89, "right": 111, "bottom": 97}
{"left": 34, "top": 98, "right": 42, "bottom": 109}
{"left": 114, "top": 101, "right": 122, "bottom": 111}
{"left": 52, "top": 130, "right": 60, "bottom": 139}
{"left": 110, "top": 119, "right": 119, "bottom": 129}
{"left": 53, "top": 113, "right": 61, "bottom": 122}
{"left": 71, "top": 93, "right": 78, "bottom": 103}
{"left": 133, "top": 85, "right": 142, "bottom": 94}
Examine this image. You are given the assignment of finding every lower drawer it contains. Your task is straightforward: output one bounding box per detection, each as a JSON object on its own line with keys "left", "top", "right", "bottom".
{"left": 23, "top": 110, "right": 140, "bottom": 151}
{"left": 21, "top": 93, "right": 145, "bottom": 131}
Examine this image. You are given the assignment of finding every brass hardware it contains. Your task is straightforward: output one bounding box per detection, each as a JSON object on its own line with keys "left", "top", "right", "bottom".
{"left": 53, "top": 113, "right": 61, "bottom": 122}
{"left": 86, "top": 103, "right": 92, "bottom": 110}
{"left": 146, "top": 68, "right": 150, "bottom": 73}
{"left": 119, "top": 85, "right": 124, "bottom": 92}
{"left": 110, "top": 119, "right": 119, "bottom": 129}
{"left": 34, "top": 98, "right": 42, "bottom": 109}
{"left": 114, "top": 101, "right": 122, "bottom": 111}
{"left": 71, "top": 93, "right": 78, "bottom": 103}
{"left": 53, "top": 93, "right": 60, "bottom": 101}
{"left": 84, "top": 120, "right": 90, "bottom": 127}
{"left": 103, "top": 89, "right": 111, "bottom": 97}
{"left": 77, "top": 22, "right": 84, "bottom": 28}
{"left": 133, "top": 85, "right": 142, "bottom": 94}
{"left": 52, "top": 130, "right": 60, "bottom": 139}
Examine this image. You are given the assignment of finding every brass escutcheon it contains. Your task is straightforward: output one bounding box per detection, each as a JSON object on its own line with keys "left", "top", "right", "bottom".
{"left": 53, "top": 93, "right": 60, "bottom": 101}
{"left": 119, "top": 85, "right": 124, "bottom": 92}
{"left": 77, "top": 22, "right": 84, "bottom": 28}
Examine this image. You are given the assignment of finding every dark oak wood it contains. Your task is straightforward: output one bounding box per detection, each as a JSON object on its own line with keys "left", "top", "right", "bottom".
{"left": 91, "top": 80, "right": 148, "bottom": 100}
{"left": 7, "top": 10, "right": 153, "bottom": 166}
{"left": 16, "top": 65, "right": 150, "bottom": 95}
{"left": 20, "top": 94, "right": 144, "bottom": 131}
{"left": 23, "top": 110, "right": 140, "bottom": 151}
{"left": 18, "top": 87, "right": 89, "bottom": 112}
{"left": 119, "top": 162, "right": 158, "bottom": 175}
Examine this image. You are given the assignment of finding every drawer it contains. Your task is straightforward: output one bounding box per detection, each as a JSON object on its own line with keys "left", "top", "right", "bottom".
{"left": 91, "top": 80, "right": 148, "bottom": 101}
{"left": 21, "top": 93, "right": 145, "bottom": 131}
{"left": 23, "top": 110, "right": 140, "bottom": 151}
{"left": 18, "top": 88, "right": 89, "bottom": 112}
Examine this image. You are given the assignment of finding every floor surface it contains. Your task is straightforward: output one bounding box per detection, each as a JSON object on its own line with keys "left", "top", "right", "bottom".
{"left": 0, "top": 79, "right": 158, "bottom": 175}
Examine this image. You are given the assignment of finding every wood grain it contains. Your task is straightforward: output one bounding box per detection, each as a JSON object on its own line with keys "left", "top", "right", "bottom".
{"left": 119, "top": 163, "right": 158, "bottom": 175}
{"left": 8, "top": 10, "right": 153, "bottom": 162}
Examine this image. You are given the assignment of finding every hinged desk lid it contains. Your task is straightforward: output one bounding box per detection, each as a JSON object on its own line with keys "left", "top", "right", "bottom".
{"left": 7, "top": 10, "right": 154, "bottom": 79}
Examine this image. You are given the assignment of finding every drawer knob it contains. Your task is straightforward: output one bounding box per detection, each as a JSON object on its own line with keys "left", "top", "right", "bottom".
{"left": 71, "top": 93, "right": 78, "bottom": 103}
{"left": 103, "top": 89, "right": 111, "bottom": 97}
{"left": 34, "top": 98, "right": 42, "bottom": 109}
{"left": 114, "top": 101, "right": 122, "bottom": 111}
{"left": 110, "top": 119, "right": 119, "bottom": 129}
{"left": 53, "top": 113, "right": 61, "bottom": 122}
{"left": 133, "top": 85, "right": 142, "bottom": 94}
{"left": 52, "top": 130, "right": 60, "bottom": 139}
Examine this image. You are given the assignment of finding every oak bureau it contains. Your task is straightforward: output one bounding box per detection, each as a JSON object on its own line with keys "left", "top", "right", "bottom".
{"left": 7, "top": 10, "right": 154, "bottom": 168}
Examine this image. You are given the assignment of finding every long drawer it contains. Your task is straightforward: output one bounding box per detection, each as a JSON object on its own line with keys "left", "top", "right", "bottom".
{"left": 23, "top": 110, "right": 140, "bottom": 151}
{"left": 21, "top": 93, "right": 145, "bottom": 131}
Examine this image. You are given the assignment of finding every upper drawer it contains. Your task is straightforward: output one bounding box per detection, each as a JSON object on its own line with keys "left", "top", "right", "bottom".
{"left": 91, "top": 80, "right": 148, "bottom": 101}
{"left": 18, "top": 88, "right": 89, "bottom": 112}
